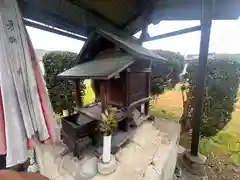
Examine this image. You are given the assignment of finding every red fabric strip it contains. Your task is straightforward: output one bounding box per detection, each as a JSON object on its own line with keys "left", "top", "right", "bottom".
{"left": 0, "top": 89, "right": 6, "bottom": 154}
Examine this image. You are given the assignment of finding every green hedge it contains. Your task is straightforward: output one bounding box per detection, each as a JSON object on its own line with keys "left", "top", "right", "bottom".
{"left": 151, "top": 50, "right": 185, "bottom": 95}
{"left": 183, "top": 55, "right": 240, "bottom": 137}
{"left": 43, "top": 51, "right": 85, "bottom": 114}
{"left": 43, "top": 50, "right": 184, "bottom": 113}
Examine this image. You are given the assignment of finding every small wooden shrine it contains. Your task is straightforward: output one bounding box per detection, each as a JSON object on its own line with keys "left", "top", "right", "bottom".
{"left": 58, "top": 29, "right": 167, "bottom": 158}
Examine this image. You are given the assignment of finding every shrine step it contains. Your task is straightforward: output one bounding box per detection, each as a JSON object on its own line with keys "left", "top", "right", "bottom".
{"left": 134, "top": 114, "right": 150, "bottom": 127}
{"left": 95, "top": 127, "right": 137, "bottom": 157}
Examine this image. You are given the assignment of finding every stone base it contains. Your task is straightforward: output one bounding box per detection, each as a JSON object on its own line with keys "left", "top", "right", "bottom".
{"left": 180, "top": 150, "right": 207, "bottom": 175}
{"left": 78, "top": 156, "right": 98, "bottom": 179}
{"left": 97, "top": 155, "right": 117, "bottom": 175}
{"left": 172, "top": 174, "right": 177, "bottom": 180}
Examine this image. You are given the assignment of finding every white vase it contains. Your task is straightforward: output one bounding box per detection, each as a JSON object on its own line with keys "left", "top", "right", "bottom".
{"left": 62, "top": 110, "right": 69, "bottom": 117}
{"left": 141, "top": 103, "right": 145, "bottom": 114}
{"left": 103, "top": 135, "right": 112, "bottom": 163}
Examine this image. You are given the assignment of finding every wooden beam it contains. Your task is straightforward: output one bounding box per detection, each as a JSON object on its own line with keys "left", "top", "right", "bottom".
{"left": 124, "top": 0, "right": 163, "bottom": 34}
{"left": 139, "top": 23, "right": 150, "bottom": 43}
{"left": 144, "top": 71, "right": 151, "bottom": 115}
{"left": 122, "top": 14, "right": 141, "bottom": 28}
{"left": 190, "top": 0, "right": 215, "bottom": 156}
{"left": 128, "top": 97, "right": 150, "bottom": 111}
{"left": 145, "top": 25, "right": 201, "bottom": 41}
{"left": 24, "top": 20, "right": 87, "bottom": 41}
{"left": 100, "top": 81, "right": 109, "bottom": 112}
{"left": 122, "top": 0, "right": 151, "bottom": 28}
{"left": 20, "top": 0, "right": 137, "bottom": 42}
{"left": 20, "top": 1, "right": 88, "bottom": 37}
{"left": 66, "top": 0, "right": 121, "bottom": 28}
{"left": 125, "top": 69, "right": 130, "bottom": 106}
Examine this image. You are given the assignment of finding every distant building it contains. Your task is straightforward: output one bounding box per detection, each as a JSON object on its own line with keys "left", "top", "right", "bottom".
{"left": 185, "top": 52, "right": 216, "bottom": 62}
{"left": 181, "top": 53, "right": 216, "bottom": 82}
{"left": 35, "top": 49, "right": 47, "bottom": 75}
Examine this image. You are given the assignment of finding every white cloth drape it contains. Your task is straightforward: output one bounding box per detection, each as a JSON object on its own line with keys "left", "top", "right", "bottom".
{"left": 0, "top": 0, "right": 50, "bottom": 167}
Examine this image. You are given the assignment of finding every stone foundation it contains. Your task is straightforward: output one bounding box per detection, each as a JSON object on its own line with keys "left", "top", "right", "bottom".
{"left": 32, "top": 120, "right": 180, "bottom": 180}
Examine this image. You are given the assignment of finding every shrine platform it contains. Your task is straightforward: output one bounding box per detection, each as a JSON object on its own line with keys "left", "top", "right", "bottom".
{"left": 31, "top": 119, "right": 180, "bottom": 180}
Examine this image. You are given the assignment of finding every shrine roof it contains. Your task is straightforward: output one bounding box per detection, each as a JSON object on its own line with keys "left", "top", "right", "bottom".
{"left": 76, "top": 29, "right": 167, "bottom": 64}
{"left": 58, "top": 54, "right": 135, "bottom": 80}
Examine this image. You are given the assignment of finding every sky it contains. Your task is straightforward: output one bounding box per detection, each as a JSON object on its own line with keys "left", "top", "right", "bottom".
{"left": 27, "top": 19, "right": 240, "bottom": 55}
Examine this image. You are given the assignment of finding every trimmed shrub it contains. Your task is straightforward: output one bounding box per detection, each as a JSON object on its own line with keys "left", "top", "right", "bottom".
{"left": 43, "top": 50, "right": 184, "bottom": 113}
{"left": 151, "top": 50, "right": 185, "bottom": 96}
{"left": 43, "top": 51, "right": 85, "bottom": 114}
{"left": 182, "top": 55, "right": 240, "bottom": 137}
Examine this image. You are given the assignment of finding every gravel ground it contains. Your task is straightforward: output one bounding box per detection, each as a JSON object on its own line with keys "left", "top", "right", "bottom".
{"left": 175, "top": 154, "right": 240, "bottom": 180}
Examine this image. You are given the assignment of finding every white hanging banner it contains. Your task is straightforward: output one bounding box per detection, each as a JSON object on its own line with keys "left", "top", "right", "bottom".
{"left": 0, "top": 0, "right": 55, "bottom": 167}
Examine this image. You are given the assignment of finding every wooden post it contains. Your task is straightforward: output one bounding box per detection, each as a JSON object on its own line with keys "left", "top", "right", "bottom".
{"left": 125, "top": 69, "right": 130, "bottom": 106}
{"left": 100, "top": 80, "right": 109, "bottom": 112}
{"left": 144, "top": 68, "right": 151, "bottom": 116}
{"left": 75, "top": 80, "right": 83, "bottom": 108}
{"left": 190, "top": 0, "right": 214, "bottom": 156}
{"left": 124, "top": 69, "right": 131, "bottom": 131}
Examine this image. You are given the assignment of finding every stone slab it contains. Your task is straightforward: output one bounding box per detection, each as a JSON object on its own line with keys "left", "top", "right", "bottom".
{"left": 33, "top": 120, "right": 181, "bottom": 180}
{"left": 97, "top": 155, "right": 117, "bottom": 175}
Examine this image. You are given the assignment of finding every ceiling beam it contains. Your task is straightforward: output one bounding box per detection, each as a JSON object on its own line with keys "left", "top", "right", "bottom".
{"left": 145, "top": 25, "right": 201, "bottom": 41}
{"left": 121, "top": 13, "right": 140, "bottom": 28}
{"left": 66, "top": 0, "right": 121, "bottom": 28}
{"left": 19, "top": 0, "right": 140, "bottom": 42}
{"left": 121, "top": 0, "right": 150, "bottom": 28}
{"left": 123, "top": 0, "right": 160, "bottom": 33}
{"left": 24, "top": 19, "right": 87, "bottom": 41}
{"left": 19, "top": 1, "right": 89, "bottom": 37}
{"left": 125, "top": 0, "right": 168, "bottom": 34}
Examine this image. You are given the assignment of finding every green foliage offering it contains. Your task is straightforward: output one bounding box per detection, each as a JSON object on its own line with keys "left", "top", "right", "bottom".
{"left": 43, "top": 51, "right": 85, "bottom": 114}
{"left": 100, "top": 108, "right": 117, "bottom": 136}
{"left": 151, "top": 50, "right": 185, "bottom": 96}
{"left": 183, "top": 55, "right": 240, "bottom": 137}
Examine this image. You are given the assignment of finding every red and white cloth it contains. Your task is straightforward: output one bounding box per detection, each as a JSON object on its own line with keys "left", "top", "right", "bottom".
{"left": 0, "top": 89, "right": 6, "bottom": 155}
{"left": 0, "top": 0, "right": 55, "bottom": 167}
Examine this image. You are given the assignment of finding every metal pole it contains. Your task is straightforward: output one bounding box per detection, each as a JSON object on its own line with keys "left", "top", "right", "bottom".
{"left": 190, "top": 0, "right": 215, "bottom": 156}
